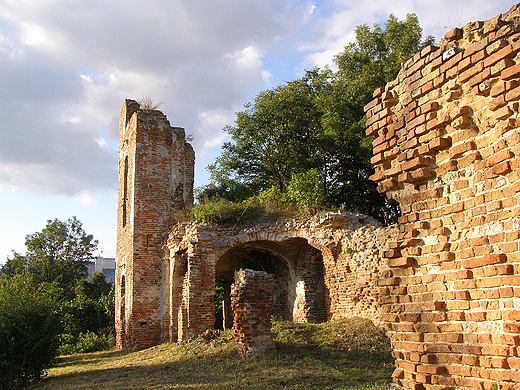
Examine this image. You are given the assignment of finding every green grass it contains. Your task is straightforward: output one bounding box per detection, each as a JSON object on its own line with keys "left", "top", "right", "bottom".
{"left": 37, "top": 318, "right": 394, "bottom": 389}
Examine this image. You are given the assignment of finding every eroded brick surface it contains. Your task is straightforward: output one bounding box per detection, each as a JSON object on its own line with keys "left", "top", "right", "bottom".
{"left": 115, "top": 98, "right": 396, "bottom": 352}
{"left": 115, "top": 99, "right": 194, "bottom": 349}
{"left": 164, "top": 213, "right": 396, "bottom": 342}
{"left": 231, "top": 269, "right": 276, "bottom": 358}
{"left": 366, "top": 4, "right": 520, "bottom": 389}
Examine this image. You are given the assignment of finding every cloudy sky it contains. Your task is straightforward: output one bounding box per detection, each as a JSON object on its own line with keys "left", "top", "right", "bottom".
{"left": 0, "top": 0, "right": 515, "bottom": 263}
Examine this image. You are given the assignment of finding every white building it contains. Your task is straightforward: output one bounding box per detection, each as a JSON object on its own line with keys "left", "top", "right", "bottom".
{"left": 86, "top": 256, "right": 116, "bottom": 283}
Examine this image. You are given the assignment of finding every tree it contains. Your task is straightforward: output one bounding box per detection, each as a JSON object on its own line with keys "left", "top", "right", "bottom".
{"left": 323, "top": 13, "right": 434, "bottom": 223}
{"left": 204, "top": 14, "right": 433, "bottom": 224}
{"left": 0, "top": 275, "right": 61, "bottom": 389}
{"left": 65, "top": 272, "right": 115, "bottom": 336}
{"left": 1, "top": 216, "right": 98, "bottom": 300}
{"left": 207, "top": 71, "right": 327, "bottom": 196}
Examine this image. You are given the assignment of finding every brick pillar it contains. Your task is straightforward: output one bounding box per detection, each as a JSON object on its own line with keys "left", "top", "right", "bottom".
{"left": 231, "top": 269, "right": 276, "bottom": 358}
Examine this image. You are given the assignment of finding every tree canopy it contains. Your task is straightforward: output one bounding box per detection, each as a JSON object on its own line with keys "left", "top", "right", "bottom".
{"left": 0, "top": 217, "right": 115, "bottom": 376}
{"left": 1, "top": 216, "right": 97, "bottom": 300}
{"left": 201, "top": 14, "right": 434, "bottom": 224}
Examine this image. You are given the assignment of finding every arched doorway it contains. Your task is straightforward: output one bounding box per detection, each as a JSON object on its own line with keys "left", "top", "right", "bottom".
{"left": 215, "top": 238, "right": 327, "bottom": 329}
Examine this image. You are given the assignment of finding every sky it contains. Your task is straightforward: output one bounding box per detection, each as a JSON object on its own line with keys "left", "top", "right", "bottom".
{"left": 0, "top": 0, "right": 516, "bottom": 263}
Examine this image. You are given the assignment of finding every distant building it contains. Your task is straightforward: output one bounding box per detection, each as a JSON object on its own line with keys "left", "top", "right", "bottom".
{"left": 86, "top": 256, "right": 116, "bottom": 283}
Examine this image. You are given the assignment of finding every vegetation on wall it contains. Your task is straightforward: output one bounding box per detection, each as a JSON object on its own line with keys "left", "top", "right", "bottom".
{"left": 196, "top": 14, "right": 434, "bottom": 225}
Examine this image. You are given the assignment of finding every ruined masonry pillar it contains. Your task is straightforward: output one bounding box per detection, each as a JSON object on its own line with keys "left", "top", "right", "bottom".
{"left": 231, "top": 269, "right": 276, "bottom": 358}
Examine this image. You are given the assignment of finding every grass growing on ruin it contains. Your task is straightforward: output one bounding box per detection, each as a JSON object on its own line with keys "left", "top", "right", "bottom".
{"left": 38, "top": 317, "right": 394, "bottom": 389}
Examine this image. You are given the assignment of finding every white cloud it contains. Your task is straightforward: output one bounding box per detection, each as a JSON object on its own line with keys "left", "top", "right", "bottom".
{"left": 0, "top": 0, "right": 313, "bottom": 199}
{"left": 0, "top": 0, "right": 514, "bottom": 202}
{"left": 0, "top": 0, "right": 515, "bottom": 262}
{"left": 300, "top": 0, "right": 514, "bottom": 71}
{"left": 74, "top": 190, "right": 98, "bottom": 206}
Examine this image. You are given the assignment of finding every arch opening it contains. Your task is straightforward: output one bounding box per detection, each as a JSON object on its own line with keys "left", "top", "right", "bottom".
{"left": 215, "top": 238, "right": 327, "bottom": 329}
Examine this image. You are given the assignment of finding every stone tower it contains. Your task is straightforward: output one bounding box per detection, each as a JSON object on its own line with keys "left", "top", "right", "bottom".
{"left": 115, "top": 99, "right": 194, "bottom": 349}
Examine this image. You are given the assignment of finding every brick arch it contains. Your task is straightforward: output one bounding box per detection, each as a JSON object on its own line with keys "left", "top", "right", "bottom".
{"left": 214, "top": 238, "right": 328, "bottom": 327}
{"left": 163, "top": 212, "right": 395, "bottom": 343}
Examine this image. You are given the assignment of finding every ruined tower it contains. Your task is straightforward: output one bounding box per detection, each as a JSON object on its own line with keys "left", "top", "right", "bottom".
{"left": 115, "top": 99, "right": 194, "bottom": 349}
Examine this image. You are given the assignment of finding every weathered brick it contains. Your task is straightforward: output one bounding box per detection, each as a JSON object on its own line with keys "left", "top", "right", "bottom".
{"left": 363, "top": 6, "right": 520, "bottom": 389}
{"left": 501, "top": 63, "right": 520, "bottom": 80}
{"left": 463, "top": 254, "right": 507, "bottom": 269}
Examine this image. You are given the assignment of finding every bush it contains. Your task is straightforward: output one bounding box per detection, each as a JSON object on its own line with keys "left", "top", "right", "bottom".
{"left": 59, "top": 329, "right": 116, "bottom": 355}
{"left": 0, "top": 275, "right": 61, "bottom": 389}
{"left": 191, "top": 188, "right": 298, "bottom": 225}
{"left": 60, "top": 296, "right": 113, "bottom": 337}
{"left": 191, "top": 198, "right": 245, "bottom": 223}
{"left": 282, "top": 169, "right": 326, "bottom": 211}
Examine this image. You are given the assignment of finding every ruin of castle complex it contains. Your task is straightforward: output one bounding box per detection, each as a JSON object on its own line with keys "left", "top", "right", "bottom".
{"left": 116, "top": 4, "right": 520, "bottom": 389}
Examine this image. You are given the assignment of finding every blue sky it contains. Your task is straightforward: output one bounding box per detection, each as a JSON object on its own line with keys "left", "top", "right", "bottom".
{"left": 0, "top": 0, "right": 516, "bottom": 263}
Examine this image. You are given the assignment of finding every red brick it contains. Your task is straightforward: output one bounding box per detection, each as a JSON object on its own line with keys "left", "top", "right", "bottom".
{"left": 501, "top": 63, "right": 520, "bottom": 80}
{"left": 483, "top": 43, "right": 514, "bottom": 68}
{"left": 463, "top": 254, "right": 507, "bottom": 269}
{"left": 505, "top": 85, "right": 520, "bottom": 101}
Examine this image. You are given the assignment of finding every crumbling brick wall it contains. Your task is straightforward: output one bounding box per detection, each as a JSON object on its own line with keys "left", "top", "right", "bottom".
{"left": 365, "top": 4, "right": 520, "bottom": 389}
{"left": 115, "top": 99, "right": 195, "bottom": 349}
{"left": 164, "top": 212, "right": 397, "bottom": 343}
{"left": 115, "top": 101, "right": 396, "bottom": 351}
{"left": 231, "top": 269, "right": 276, "bottom": 358}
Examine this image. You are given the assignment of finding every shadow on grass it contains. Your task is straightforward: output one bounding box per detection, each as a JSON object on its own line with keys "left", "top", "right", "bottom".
{"left": 39, "top": 341, "right": 393, "bottom": 389}
{"left": 54, "top": 349, "right": 129, "bottom": 368}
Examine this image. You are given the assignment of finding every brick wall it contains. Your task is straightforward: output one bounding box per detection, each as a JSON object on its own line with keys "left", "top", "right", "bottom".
{"left": 365, "top": 4, "right": 520, "bottom": 389}
{"left": 115, "top": 99, "right": 194, "bottom": 349}
{"left": 115, "top": 102, "right": 396, "bottom": 356}
{"left": 164, "top": 212, "right": 397, "bottom": 342}
{"left": 231, "top": 269, "right": 276, "bottom": 358}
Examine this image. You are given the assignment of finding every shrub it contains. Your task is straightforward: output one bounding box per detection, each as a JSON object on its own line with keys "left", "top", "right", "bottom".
{"left": 191, "top": 188, "right": 299, "bottom": 225}
{"left": 58, "top": 328, "right": 115, "bottom": 355}
{"left": 191, "top": 198, "right": 244, "bottom": 223}
{"left": 60, "top": 296, "right": 113, "bottom": 337}
{"left": 282, "top": 169, "right": 326, "bottom": 211}
{"left": 0, "top": 275, "right": 61, "bottom": 389}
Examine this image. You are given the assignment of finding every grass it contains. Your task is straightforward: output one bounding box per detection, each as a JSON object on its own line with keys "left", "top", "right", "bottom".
{"left": 37, "top": 317, "right": 395, "bottom": 389}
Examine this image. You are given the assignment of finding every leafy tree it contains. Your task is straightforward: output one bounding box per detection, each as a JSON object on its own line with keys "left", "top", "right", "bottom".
{"left": 282, "top": 169, "right": 326, "bottom": 212}
{"left": 0, "top": 275, "right": 61, "bottom": 389}
{"left": 65, "top": 271, "right": 115, "bottom": 336}
{"left": 204, "top": 14, "right": 433, "bottom": 224}
{"left": 208, "top": 71, "right": 327, "bottom": 196}
{"left": 323, "top": 13, "right": 433, "bottom": 223}
{"left": 76, "top": 271, "right": 113, "bottom": 302}
{"left": 1, "top": 216, "right": 98, "bottom": 300}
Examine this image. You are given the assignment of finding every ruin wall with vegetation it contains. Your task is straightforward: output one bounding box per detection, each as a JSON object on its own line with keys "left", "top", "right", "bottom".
{"left": 365, "top": 4, "right": 520, "bottom": 389}
{"left": 115, "top": 98, "right": 396, "bottom": 351}
{"left": 163, "top": 213, "right": 396, "bottom": 344}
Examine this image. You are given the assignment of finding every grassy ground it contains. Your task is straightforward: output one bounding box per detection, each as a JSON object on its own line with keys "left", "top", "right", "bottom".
{"left": 37, "top": 317, "right": 395, "bottom": 389}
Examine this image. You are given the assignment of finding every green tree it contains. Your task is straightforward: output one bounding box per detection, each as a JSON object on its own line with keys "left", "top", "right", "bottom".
{"left": 322, "top": 13, "right": 433, "bottom": 223}
{"left": 65, "top": 271, "right": 115, "bottom": 336}
{"left": 76, "top": 271, "right": 113, "bottom": 302}
{"left": 0, "top": 275, "right": 61, "bottom": 389}
{"left": 205, "top": 14, "right": 433, "bottom": 224}
{"left": 208, "top": 71, "right": 327, "bottom": 197}
{"left": 1, "top": 216, "right": 98, "bottom": 300}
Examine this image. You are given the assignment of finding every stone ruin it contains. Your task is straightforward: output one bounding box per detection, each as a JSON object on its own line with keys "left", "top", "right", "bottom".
{"left": 115, "top": 3, "right": 520, "bottom": 389}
